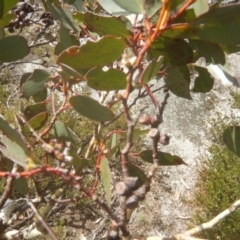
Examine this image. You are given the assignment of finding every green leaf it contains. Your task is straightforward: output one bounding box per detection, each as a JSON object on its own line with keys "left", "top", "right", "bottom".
{"left": 0, "top": 13, "right": 16, "bottom": 28}
{"left": 193, "top": 0, "right": 208, "bottom": 17}
{"left": 58, "top": 63, "right": 84, "bottom": 83}
{"left": 112, "top": 0, "right": 144, "bottom": 14}
{"left": 100, "top": 157, "right": 112, "bottom": 206}
{"left": 86, "top": 67, "right": 126, "bottom": 91}
{"left": 148, "top": 38, "right": 193, "bottom": 66}
{"left": 189, "top": 40, "right": 225, "bottom": 65}
{"left": 47, "top": 3, "right": 80, "bottom": 32}
{"left": 223, "top": 126, "right": 240, "bottom": 158}
{"left": 0, "top": 0, "right": 18, "bottom": 18}
{"left": 23, "top": 103, "right": 47, "bottom": 121}
{"left": 98, "top": 0, "right": 129, "bottom": 15}
{"left": 32, "top": 89, "right": 48, "bottom": 103}
{"left": 0, "top": 115, "right": 41, "bottom": 168}
{"left": 189, "top": 4, "right": 240, "bottom": 45}
{"left": 0, "top": 135, "right": 40, "bottom": 169}
{"left": 140, "top": 150, "right": 187, "bottom": 166}
{"left": 13, "top": 178, "right": 29, "bottom": 195}
{"left": 82, "top": 12, "right": 130, "bottom": 37}
{"left": 22, "top": 69, "right": 50, "bottom": 98}
{"left": 141, "top": 56, "right": 164, "bottom": 85}
{"left": 54, "top": 120, "right": 80, "bottom": 143}
{"left": 23, "top": 112, "right": 48, "bottom": 133}
{"left": 54, "top": 24, "right": 80, "bottom": 55}
{"left": 128, "top": 163, "right": 146, "bottom": 186}
{"left": 164, "top": 67, "right": 192, "bottom": 99}
{"left": 70, "top": 95, "right": 115, "bottom": 122}
{"left": 192, "top": 66, "right": 214, "bottom": 93}
{"left": 145, "top": 0, "right": 162, "bottom": 17}
{"left": 121, "top": 128, "right": 149, "bottom": 138}
{"left": 0, "top": 36, "right": 29, "bottom": 62}
{"left": 65, "top": 118, "right": 77, "bottom": 131}
{"left": 57, "top": 36, "right": 125, "bottom": 71}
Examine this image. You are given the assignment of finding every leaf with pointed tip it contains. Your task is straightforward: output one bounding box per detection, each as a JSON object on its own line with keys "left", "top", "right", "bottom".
{"left": 189, "top": 40, "right": 225, "bottom": 64}
{"left": 47, "top": 3, "right": 80, "bottom": 32}
{"left": 141, "top": 56, "right": 164, "bottom": 85}
{"left": 192, "top": 66, "right": 214, "bottom": 93}
{"left": 23, "top": 103, "right": 47, "bottom": 121}
{"left": 57, "top": 36, "right": 125, "bottom": 71}
{"left": 100, "top": 157, "right": 112, "bottom": 206}
{"left": 140, "top": 150, "right": 187, "bottom": 166}
{"left": 164, "top": 67, "right": 192, "bottom": 99}
{"left": 23, "top": 112, "right": 48, "bottom": 133}
{"left": 0, "top": 115, "right": 41, "bottom": 168}
{"left": 70, "top": 95, "right": 115, "bottom": 122}
{"left": 83, "top": 12, "right": 130, "bottom": 37}
{"left": 65, "top": 118, "right": 77, "bottom": 131}
{"left": 54, "top": 120, "right": 80, "bottom": 143}
{"left": 223, "top": 126, "right": 240, "bottom": 158}
{"left": 0, "top": 135, "right": 40, "bottom": 169}
{"left": 0, "top": 36, "right": 29, "bottom": 62}
{"left": 22, "top": 69, "right": 50, "bottom": 98}
{"left": 113, "top": 0, "right": 145, "bottom": 14}
{"left": 13, "top": 178, "right": 29, "bottom": 195}
{"left": 86, "top": 67, "right": 126, "bottom": 91}
{"left": 128, "top": 163, "right": 146, "bottom": 186}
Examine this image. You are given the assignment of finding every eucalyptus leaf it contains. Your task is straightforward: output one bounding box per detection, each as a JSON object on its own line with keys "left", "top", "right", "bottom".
{"left": 86, "top": 67, "right": 126, "bottom": 91}
{"left": 22, "top": 69, "right": 50, "bottom": 98}
{"left": 141, "top": 56, "right": 164, "bottom": 85}
{"left": 57, "top": 36, "right": 125, "bottom": 71}
{"left": 100, "top": 157, "right": 112, "bottom": 206}
{"left": 164, "top": 67, "right": 192, "bottom": 99}
{"left": 112, "top": 0, "right": 145, "bottom": 14}
{"left": 223, "top": 126, "right": 240, "bottom": 158}
{"left": 192, "top": 66, "right": 214, "bottom": 93}
{"left": 83, "top": 12, "right": 130, "bottom": 37}
{"left": 0, "top": 36, "right": 29, "bottom": 62}
{"left": 140, "top": 150, "right": 187, "bottom": 166}
{"left": 190, "top": 4, "right": 240, "bottom": 45}
{"left": 70, "top": 95, "right": 115, "bottom": 122}
{"left": 54, "top": 120, "right": 80, "bottom": 143}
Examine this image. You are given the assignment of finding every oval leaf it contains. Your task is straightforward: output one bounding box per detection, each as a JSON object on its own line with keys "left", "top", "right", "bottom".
{"left": 54, "top": 120, "right": 80, "bottom": 143}
{"left": 0, "top": 36, "right": 29, "bottom": 62}
{"left": 100, "top": 157, "right": 112, "bottom": 206}
{"left": 223, "top": 126, "right": 240, "bottom": 158}
{"left": 57, "top": 36, "right": 125, "bottom": 71}
{"left": 70, "top": 95, "right": 115, "bottom": 122}
{"left": 83, "top": 12, "right": 130, "bottom": 37}
{"left": 190, "top": 4, "right": 240, "bottom": 45}
{"left": 86, "top": 67, "right": 126, "bottom": 91}
{"left": 140, "top": 150, "right": 187, "bottom": 166}
{"left": 22, "top": 69, "right": 50, "bottom": 98}
{"left": 164, "top": 67, "right": 192, "bottom": 99}
{"left": 192, "top": 66, "right": 214, "bottom": 93}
